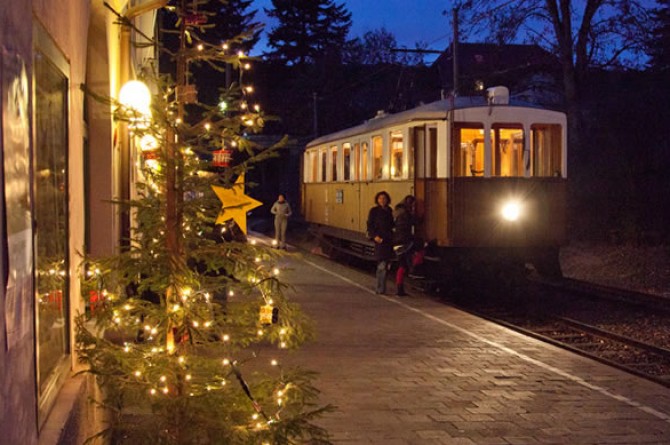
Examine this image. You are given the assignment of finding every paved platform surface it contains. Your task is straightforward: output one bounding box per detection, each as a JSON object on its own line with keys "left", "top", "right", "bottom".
{"left": 270, "top": 244, "right": 670, "bottom": 444}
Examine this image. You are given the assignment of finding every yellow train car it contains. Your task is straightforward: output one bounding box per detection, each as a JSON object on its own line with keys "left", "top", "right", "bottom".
{"left": 302, "top": 87, "right": 567, "bottom": 277}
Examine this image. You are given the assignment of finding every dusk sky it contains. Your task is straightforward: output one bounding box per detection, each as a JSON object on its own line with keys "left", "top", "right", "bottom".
{"left": 251, "top": 0, "right": 455, "bottom": 57}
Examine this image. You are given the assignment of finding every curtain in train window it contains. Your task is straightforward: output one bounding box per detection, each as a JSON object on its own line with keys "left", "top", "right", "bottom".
{"left": 361, "top": 142, "right": 369, "bottom": 181}
{"left": 343, "top": 143, "right": 351, "bottom": 181}
{"left": 531, "top": 124, "right": 562, "bottom": 177}
{"left": 389, "top": 131, "right": 403, "bottom": 179}
{"left": 372, "top": 136, "right": 383, "bottom": 180}
{"left": 34, "top": 48, "right": 70, "bottom": 402}
{"left": 492, "top": 125, "right": 524, "bottom": 177}
{"left": 453, "top": 125, "right": 485, "bottom": 176}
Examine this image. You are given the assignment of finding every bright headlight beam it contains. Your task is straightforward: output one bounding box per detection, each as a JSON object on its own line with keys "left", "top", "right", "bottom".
{"left": 501, "top": 201, "right": 522, "bottom": 221}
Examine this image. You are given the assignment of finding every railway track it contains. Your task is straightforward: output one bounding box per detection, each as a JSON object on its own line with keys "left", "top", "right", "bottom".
{"left": 440, "top": 275, "right": 670, "bottom": 388}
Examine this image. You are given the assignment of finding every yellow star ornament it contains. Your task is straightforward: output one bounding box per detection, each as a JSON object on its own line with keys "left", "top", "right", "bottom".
{"left": 211, "top": 175, "right": 262, "bottom": 234}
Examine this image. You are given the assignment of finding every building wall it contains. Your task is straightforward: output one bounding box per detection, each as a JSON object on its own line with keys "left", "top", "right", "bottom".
{"left": 0, "top": 1, "right": 115, "bottom": 444}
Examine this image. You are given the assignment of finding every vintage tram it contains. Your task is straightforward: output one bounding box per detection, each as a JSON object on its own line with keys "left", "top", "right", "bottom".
{"left": 301, "top": 87, "right": 567, "bottom": 282}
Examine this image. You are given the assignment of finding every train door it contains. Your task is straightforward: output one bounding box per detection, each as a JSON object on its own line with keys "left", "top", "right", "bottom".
{"left": 414, "top": 125, "right": 438, "bottom": 242}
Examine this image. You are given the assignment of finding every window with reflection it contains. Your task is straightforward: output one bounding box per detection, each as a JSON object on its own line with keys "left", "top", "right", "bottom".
{"left": 34, "top": 48, "right": 70, "bottom": 401}
{"left": 390, "top": 131, "right": 403, "bottom": 178}
{"left": 372, "top": 136, "right": 383, "bottom": 179}
{"left": 531, "top": 124, "right": 562, "bottom": 177}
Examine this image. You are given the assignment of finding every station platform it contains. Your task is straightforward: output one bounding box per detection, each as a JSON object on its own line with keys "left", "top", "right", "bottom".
{"left": 269, "top": 241, "right": 670, "bottom": 444}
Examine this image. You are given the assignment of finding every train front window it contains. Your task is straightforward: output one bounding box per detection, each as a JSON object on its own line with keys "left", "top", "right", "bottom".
{"left": 390, "top": 131, "right": 403, "bottom": 179}
{"left": 493, "top": 125, "right": 524, "bottom": 177}
{"left": 454, "top": 126, "right": 485, "bottom": 176}
{"left": 343, "top": 143, "right": 351, "bottom": 181}
{"left": 372, "top": 136, "right": 383, "bottom": 180}
{"left": 531, "top": 124, "right": 562, "bottom": 177}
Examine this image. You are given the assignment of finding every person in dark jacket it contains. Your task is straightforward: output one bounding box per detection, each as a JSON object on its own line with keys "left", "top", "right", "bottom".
{"left": 393, "top": 195, "right": 417, "bottom": 296}
{"left": 367, "top": 191, "right": 394, "bottom": 294}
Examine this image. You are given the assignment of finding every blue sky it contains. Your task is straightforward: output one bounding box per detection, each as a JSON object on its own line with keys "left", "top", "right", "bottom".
{"left": 251, "top": 0, "right": 454, "bottom": 56}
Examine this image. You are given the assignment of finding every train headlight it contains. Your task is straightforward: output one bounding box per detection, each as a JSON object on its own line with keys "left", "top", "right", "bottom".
{"left": 501, "top": 201, "right": 522, "bottom": 222}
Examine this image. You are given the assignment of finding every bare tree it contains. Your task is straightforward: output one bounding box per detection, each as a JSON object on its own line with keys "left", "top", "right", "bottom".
{"left": 457, "top": 0, "right": 653, "bottom": 122}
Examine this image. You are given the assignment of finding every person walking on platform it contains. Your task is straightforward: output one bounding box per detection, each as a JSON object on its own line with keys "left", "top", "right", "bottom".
{"left": 393, "top": 195, "right": 417, "bottom": 296}
{"left": 367, "top": 191, "right": 394, "bottom": 294}
{"left": 271, "top": 193, "right": 292, "bottom": 249}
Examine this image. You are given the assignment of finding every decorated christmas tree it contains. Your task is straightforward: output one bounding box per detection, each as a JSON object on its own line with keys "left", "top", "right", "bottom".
{"left": 76, "top": 1, "right": 332, "bottom": 443}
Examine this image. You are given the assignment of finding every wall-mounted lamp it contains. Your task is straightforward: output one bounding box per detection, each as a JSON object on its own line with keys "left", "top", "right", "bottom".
{"left": 119, "top": 80, "right": 152, "bottom": 127}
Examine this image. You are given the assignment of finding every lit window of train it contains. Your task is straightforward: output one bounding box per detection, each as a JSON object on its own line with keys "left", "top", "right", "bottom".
{"left": 361, "top": 142, "right": 369, "bottom": 181}
{"left": 330, "top": 146, "right": 337, "bottom": 181}
{"left": 372, "top": 136, "right": 383, "bottom": 180}
{"left": 343, "top": 143, "right": 351, "bottom": 181}
{"left": 390, "top": 130, "right": 403, "bottom": 179}
{"left": 532, "top": 124, "right": 562, "bottom": 177}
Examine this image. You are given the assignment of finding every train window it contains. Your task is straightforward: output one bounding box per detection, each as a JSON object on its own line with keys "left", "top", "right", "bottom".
{"left": 531, "top": 124, "right": 562, "bottom": 177}
{"left": 453, "top": 126, "right": 485, "bottom": 176}
{"left": 343, "top": 143, "right": 351, "bottom": 181}
{"left": 308, "top": 151, "right": 318, "bottom": 182}
{"left": 320, "top": 150, "right": 327, "bottom": 182}
{"left": 493, "top": 125, "right": 524, "bottom": 177}
{"left": 390, "top": 131, "right": 403, "bottom": 179}
{"left": 330, "top": 145, "right": 338, "bottom": 181}
{"left": 353, "top": 143, "right": 360, "bottom": 181}
{"left": 428, "top": 127, "right": 437, "bottom": 178}
{"left": 372, "top": 136, "right": 383, "bottom": 180}
{"left": 361, "top": 142, "right": 369, "bottom": 181}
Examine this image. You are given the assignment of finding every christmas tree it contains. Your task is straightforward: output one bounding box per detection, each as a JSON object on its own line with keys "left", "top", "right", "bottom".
{"left": 77, "top": 1, "right": 332, "bottom": 443}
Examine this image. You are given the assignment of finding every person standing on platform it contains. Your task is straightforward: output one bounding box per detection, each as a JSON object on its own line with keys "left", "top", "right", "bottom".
{"left": 271, "top": 193, "right": 292, "bottom": 249}
{"left": 393, "top": 195, "right": 417, "bottom": 296}
{"left": 366, "top": 191, "right": 394, "bottom": 294}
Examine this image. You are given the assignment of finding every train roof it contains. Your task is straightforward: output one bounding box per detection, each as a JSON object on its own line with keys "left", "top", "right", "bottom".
{"left": 306, "top": 96, "right": 562, "bottom": 149}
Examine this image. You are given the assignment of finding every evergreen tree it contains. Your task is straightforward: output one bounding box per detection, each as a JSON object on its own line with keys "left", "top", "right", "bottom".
{"left": 207, "top": 0, "right": 262, "bottom": 53}
{"left": 648, "top": 0, "right": 670, "bottom": 73}
{"left": 77, "top": 1, "right": 332, "bottom": 443}
{"left": 265, "top": 0, "right": 352, "bottom": 65}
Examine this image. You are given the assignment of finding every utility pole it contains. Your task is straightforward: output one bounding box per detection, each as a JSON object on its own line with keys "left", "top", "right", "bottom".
{"left": 452, "top": 6, "right": 459, "bottom": 96}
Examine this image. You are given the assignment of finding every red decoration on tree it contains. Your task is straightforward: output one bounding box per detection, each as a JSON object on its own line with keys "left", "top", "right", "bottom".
{"left": 212, "top": 148, "right": 232, "bottom": 167}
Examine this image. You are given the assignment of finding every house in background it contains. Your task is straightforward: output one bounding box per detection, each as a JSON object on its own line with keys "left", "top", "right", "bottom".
{"left": 433, "top": 42, "right": 563, "bottom": 106}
